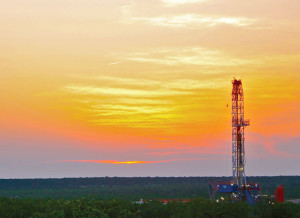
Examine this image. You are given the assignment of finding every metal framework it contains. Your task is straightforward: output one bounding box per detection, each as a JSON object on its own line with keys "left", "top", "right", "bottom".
{"left": 214, "top": 79, "right": 259, "bottom": 205}
{"left": 232, "top": 79, "right": 249, "bottom": 188}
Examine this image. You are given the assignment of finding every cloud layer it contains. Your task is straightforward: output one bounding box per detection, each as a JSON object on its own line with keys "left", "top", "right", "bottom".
{"left": 0, "top": 0, "right": 299, "bottom": 177}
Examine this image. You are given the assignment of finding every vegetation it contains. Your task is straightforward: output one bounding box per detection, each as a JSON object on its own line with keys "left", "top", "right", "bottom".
{"left": 0, "top": 177, "right": 299, "bottom": 217}
{"left": 0, "top": 176, "right": 299, "bottom": 200}
{"left": 0, "top": 197, "right": 299, "bottom": 218}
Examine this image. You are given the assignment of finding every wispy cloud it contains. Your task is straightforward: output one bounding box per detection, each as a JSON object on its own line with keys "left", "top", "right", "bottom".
{"left": 92, "top": 104, "right": 173, "bottom": 115}
{"left": 161, "top": 0, "right": 208, "bottom": 6}
{"left": 63, "top": 70, "right": 228, "bottom": 129}
{"left": 64, "top": 84, "right": 186, "bottom": 128}
{"left": 263, "top": 141, "right": 300, "bottom": 158}
{"left": 65, "top": 85, "right": 193, "bottom": 97}
{"left": 124, "top": 47, "right": 254, "bottom": 66}
{"left": 75, "top": 74, "right": 227, "bottom": 90}
{"left": 63, "top": 47, "right": 234, "bottom": 129}
{"left": 149, "top": 149, "right": 227, "bottom": 156}
{"left": 131, "top": 14, "right": 256, "bottom": 28}
{"left": 108, "top": 62, "right": 121, "bottom": 66}
{"left": 55, "top": 159, "right": 192, "bottom": 164}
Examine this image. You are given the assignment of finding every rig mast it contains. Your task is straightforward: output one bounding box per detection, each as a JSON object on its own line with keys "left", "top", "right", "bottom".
{"left": 232, "top": 79, "right": 249, "bottom": 189}
{"left": 215, "top": 79, "right": 260, "bottom": 205}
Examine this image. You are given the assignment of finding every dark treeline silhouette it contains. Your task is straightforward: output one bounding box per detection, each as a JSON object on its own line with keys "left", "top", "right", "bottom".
{"left": 0, "top": 176, "right": 299, "bottom": 200}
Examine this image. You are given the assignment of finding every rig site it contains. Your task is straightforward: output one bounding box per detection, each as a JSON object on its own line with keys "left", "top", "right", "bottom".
{"left": 208, "top": 79, "right": 285, "bottom": 205}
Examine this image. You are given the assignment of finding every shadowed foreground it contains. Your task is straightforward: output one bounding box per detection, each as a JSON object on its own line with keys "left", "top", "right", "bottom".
{"left": 0, "top": 197, "right": 299, "bottom": 218}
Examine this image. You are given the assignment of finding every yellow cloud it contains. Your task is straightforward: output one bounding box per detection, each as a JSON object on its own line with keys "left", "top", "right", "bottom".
{"left": 124, "top": 47, "right": 254, "bottom": 66}
{"left": 161, "top": 0, "right": 208, "bottom": 6}
{"left": 58, "top": 159, "right": 188, "bottom": 164}
{"left": 65, "top": 85, "right": 193, "bottom": 97}
{"left": 92, "top": 104, "right": 174, "bottom": 115}
{"left": 132, "top": 14, "right": 256, "bottom": 28}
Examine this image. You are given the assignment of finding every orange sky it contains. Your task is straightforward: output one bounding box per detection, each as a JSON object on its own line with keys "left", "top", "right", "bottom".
{"left": 0, "top": 0, "right": 299, "bottom": 178}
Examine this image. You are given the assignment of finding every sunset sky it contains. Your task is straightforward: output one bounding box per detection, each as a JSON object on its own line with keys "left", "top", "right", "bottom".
{"left": 0, "top": 0, "right": 299, "bottom": 178}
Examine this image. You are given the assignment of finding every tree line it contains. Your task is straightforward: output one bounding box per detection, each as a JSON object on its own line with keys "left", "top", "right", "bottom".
{"left": 0, "top": 176, "right": 299, "bottom": 200}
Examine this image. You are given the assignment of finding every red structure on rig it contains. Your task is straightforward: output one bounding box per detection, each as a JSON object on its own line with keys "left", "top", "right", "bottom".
{"left": 275, "top": 185, "right": 284, "bottom": 203}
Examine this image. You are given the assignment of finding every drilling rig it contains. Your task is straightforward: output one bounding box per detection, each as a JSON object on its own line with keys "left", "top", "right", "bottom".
{"left": 232, "top": 79, "right": 249, "bottom": 196}
{"left": 214, "top": 79, "right": 260, "bottom": 204}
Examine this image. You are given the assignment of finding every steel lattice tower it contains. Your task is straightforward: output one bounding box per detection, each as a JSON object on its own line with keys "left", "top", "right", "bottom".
{"left": 232, "top": 79, "right": 250, "bottom": 189}
{"left": 215, "top": 79, "right": 258, "bottom": 205}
